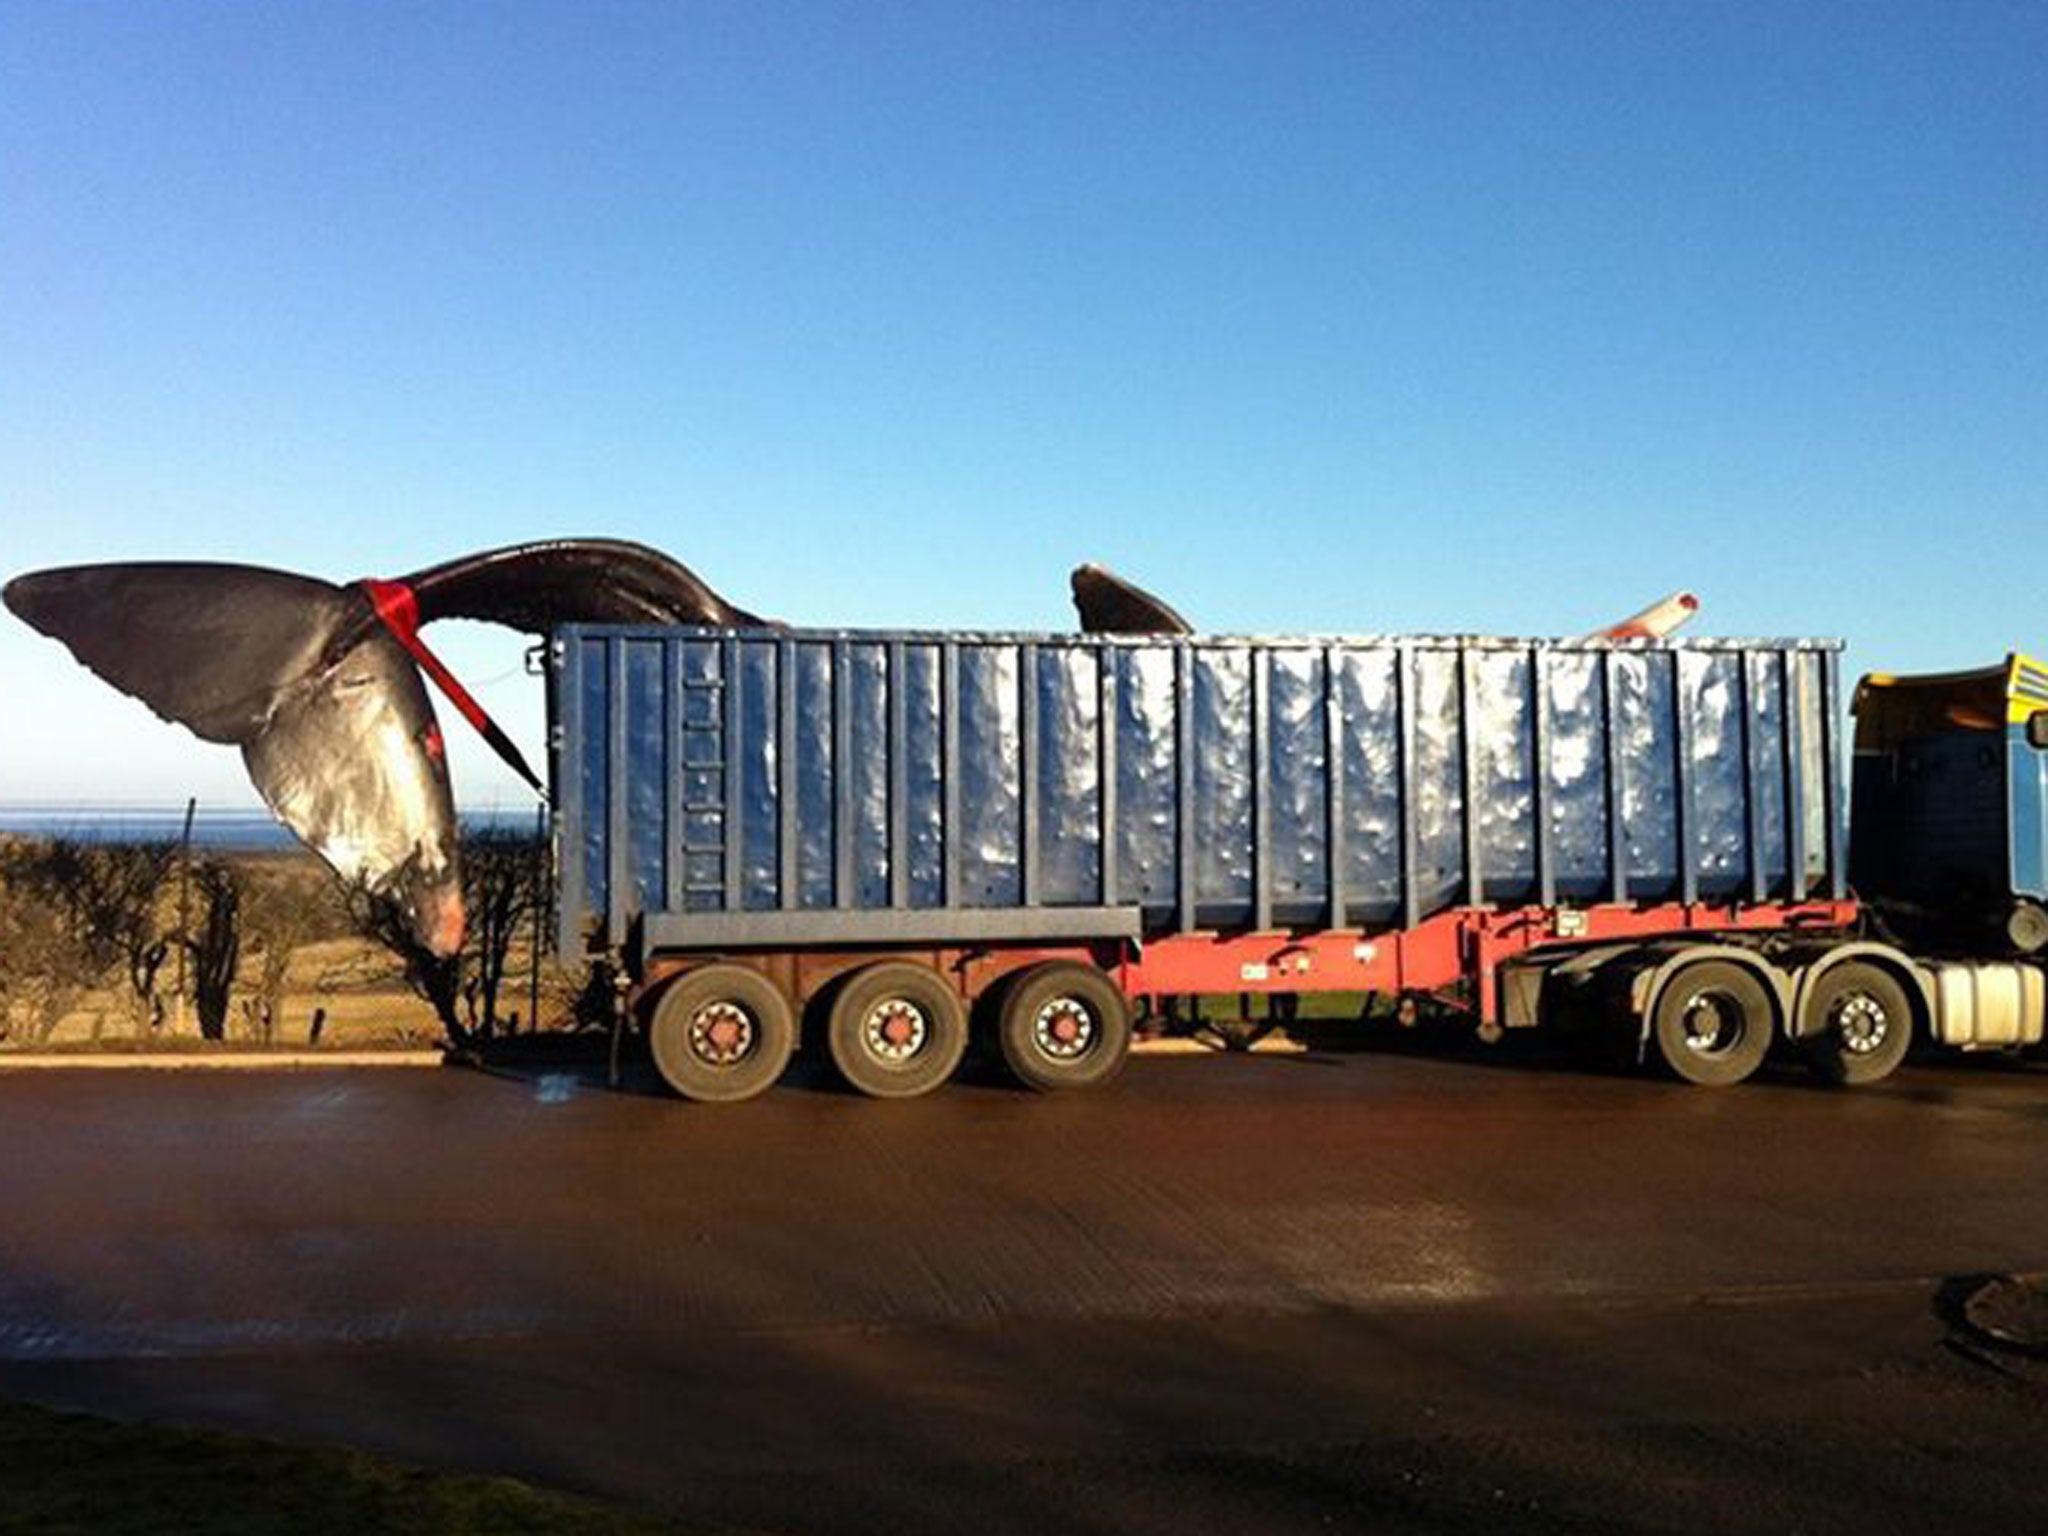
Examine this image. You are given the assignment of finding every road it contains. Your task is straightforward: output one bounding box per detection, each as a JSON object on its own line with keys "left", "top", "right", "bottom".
{"left": 4, "top": 1042, "right": 2048, "bottom": 1533}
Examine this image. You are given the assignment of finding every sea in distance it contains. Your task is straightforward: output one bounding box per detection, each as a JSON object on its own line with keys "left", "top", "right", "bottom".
{"left": 0, "top": 801, "right": 544, "bottom": 850}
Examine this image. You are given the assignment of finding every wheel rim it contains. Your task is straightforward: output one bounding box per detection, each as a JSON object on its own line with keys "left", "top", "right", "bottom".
{"left": 1032, "top": 996, "right": 1097, "bottom": 1060}
{"left": 1678, "top": 989, "right": 1747, "bottom": 1057}
{"left": 860, "top": 997, "right": 929, "bottom": 1063}
{"left": 1828, "top": 990, "right": 1890, "bottom": 1055}
{"left": 687, "top": 1000, "right": 756, "bottom": 1066}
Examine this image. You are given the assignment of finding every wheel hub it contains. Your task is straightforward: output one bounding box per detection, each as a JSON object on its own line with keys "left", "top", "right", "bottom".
{"left": 1831, "top": 992, "right": 1889, "bottom": 1054}
{"left": 861, "top": 999, "right": 929, "bottom": 1062}
{"left": 688, "top": 1001, "right": 755, "bottom": 1065}
{"left": 1679, "top": 991, "right": 1741, "bottom": 1056}
{"left": 1033, "top": 998, "right": 1095, "bottom": 1060}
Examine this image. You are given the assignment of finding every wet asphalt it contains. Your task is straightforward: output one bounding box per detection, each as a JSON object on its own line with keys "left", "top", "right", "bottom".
{"left": 4, "top": 1041, "right": 2048, "bottom": 1533}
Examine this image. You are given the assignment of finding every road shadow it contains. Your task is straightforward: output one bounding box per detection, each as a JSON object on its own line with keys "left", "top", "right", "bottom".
{"left": 460, "top": 1028, "right": 1041, "bottom": 1103}
{"left": 1286, "top": 1012, "right": 2048, "bottom": 1100}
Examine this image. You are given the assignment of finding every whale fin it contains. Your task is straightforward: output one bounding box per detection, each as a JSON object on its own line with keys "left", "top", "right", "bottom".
{"left": 1070, "top": 564, "right": 1193, "bottom": 636}
{"left": 4, "top": 563, "right": 356, "bottom": 743}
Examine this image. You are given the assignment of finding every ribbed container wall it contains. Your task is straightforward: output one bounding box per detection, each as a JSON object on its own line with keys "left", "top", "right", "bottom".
{"left": 552, "top": 629, "right": 1847, "bottom": 954}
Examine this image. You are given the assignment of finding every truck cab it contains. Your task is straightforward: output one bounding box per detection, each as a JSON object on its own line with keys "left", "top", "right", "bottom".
{"left": 1852, "top": 653, "right": 2048, "bottom": 954}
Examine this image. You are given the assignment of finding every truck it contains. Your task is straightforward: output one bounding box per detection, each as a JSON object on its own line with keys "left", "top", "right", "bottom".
{"left": 547, "top": 623, "right": 2048, "bottom": 1102}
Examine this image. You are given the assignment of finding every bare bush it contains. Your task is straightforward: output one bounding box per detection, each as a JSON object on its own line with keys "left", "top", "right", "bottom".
{"left": 460, "top": 826, "right": 549, "bottom": 1039}
{"left": 187, "top": 858, "right": 241, "bottom": 1041}
{"left": 0, "top": 837, "right": 178, "bottom": 1041}
{"left": 345, "top": 825, "right": 550, "bottom": 1050}
{"left": 88, "top": 842, "right": 179, "bottom": 1033}
{"left": 0, "top": 846, "right": 97, "bottom": 1044}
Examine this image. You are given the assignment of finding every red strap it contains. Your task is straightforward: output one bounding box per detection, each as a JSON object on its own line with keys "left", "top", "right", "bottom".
{"left": 360, "top": 578, "right": 488, "bottom": 734}
{"left": 357, "top": 578, "right": 544, "bottom": 793}
{"left": 361, "top": 577, "right": 420, "bottom": 642}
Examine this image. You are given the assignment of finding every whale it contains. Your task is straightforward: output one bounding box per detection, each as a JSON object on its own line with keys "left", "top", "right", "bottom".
{"left": 5, "top": 538, "right": 764, "bottom": 956}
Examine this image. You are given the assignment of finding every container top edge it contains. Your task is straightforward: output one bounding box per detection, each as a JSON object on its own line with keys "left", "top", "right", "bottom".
{"left": 548, "top": 624, "right": 1845, "bottom": 653}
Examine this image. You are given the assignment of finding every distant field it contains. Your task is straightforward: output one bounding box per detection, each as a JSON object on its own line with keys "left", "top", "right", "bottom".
{"left": 0, "top": 802, "right": 542, "bottom": 850}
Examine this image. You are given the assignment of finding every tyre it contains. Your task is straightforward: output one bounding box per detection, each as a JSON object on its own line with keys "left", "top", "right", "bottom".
{"left": 826, "top": 961, "right": 969, "bottom": 1099}
{"left": 2006, "top": 900, "right": 2048, "bottom": 955}
{"left": 1799, "top": 961, "right": 1913, "bottom": 1086}
{"left": 646, "top": 964, "right": 796, "bottom": 1103}
{"left": 1650, "top": 960, "right": 1774, "bottom": 1087}
{"left": 995, "top": 961, "right": 1132, "bottom": 1092}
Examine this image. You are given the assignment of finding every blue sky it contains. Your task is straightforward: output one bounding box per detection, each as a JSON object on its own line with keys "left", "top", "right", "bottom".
{"left": 3, "top": 1, "right": 2042, "bottom": 808}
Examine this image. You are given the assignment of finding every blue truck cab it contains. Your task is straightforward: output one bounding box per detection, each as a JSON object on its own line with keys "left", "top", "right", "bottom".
{"left": 1852, "top": 653, "right": 2048, "bottom": 953}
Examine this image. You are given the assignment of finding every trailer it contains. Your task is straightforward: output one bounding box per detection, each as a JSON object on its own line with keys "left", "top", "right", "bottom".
{"left": 548, "top": 625, "right": 2048, "bottom": 1102}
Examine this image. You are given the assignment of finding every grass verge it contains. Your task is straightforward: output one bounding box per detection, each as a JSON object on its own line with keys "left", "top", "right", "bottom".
{"left": 0, "top": 1399, "right": 713, "bottom": 1535}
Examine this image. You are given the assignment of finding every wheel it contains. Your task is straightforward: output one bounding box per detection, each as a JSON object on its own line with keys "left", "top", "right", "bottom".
{"left": 1649, "top": 960, "right": 1774, "bottom": 1086}
{"left": 826, "top": 961, "right": 968, "bottom": 1099}
{"left": 2006, "top": 900, "right": 2048, "bottom": 955}
{"left": 646, "top": 964, "right": 795, "bottom": 1103}
{"left": 995, "top": 961, "right": 1132, "bottom": 1092}
{"left": 1799, "top": 962, "right": 1913, "bottom": 1086}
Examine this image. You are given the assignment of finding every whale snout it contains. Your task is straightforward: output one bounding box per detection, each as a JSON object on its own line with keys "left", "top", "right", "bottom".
{"left": 422, "top": 882, "right": 467, "bottom": 957}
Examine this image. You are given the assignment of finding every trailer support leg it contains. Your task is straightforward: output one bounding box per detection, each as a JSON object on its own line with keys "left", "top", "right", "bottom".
{"left": 608, "top": 954, "right": 631, "bottom": 1091}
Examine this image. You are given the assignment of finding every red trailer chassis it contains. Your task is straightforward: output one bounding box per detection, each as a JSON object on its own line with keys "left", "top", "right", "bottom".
{"left": 1114, "top": 898, "right": 1862, "bottom": 1026}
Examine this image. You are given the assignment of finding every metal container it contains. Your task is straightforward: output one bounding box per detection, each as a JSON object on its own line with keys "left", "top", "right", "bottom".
{"left": 550, "top": 628, "right": 1847, "bottom": 958}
